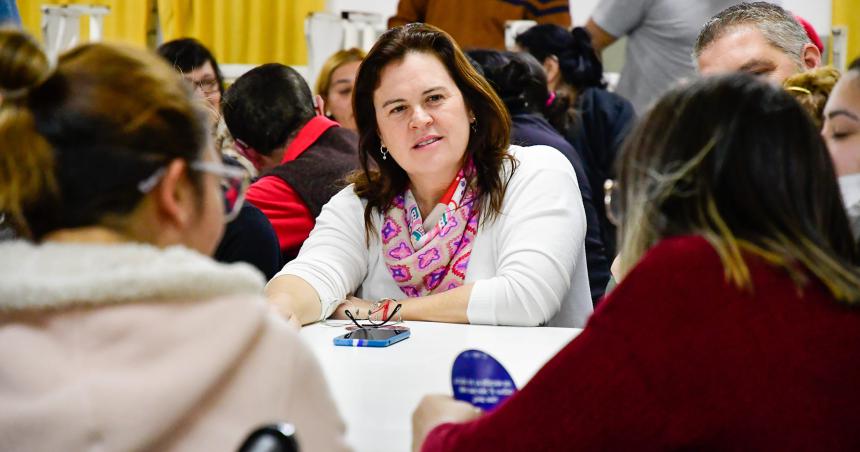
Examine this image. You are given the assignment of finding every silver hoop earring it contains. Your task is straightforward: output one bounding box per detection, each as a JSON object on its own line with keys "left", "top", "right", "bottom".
{"left": 380, "top": 144, "right": 388, "bottom": 160}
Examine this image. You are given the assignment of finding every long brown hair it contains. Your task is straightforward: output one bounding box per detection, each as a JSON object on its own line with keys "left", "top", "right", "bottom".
{"left": 0, "top": 41, "right": 209, "bottom": 240}
{"left": 349, "top": 23, "right": 515, "bottom": 236}
{"left": 616, "top": 73, "right": 860, "bottom": 302}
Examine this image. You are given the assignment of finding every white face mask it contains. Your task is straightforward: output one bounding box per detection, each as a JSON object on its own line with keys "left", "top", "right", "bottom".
{"left": 838, "top": 174, "right": 860, "bottom": 210}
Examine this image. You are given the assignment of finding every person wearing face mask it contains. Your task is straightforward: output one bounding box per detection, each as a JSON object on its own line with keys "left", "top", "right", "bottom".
{"left": 823, "top": 57, "right": 860, "bottom": 240}
{"left": 266, "top": 24, "right": 593, "bottom": 329}
{"left": 0, "top": 39, "right": 348, "bottom": 452}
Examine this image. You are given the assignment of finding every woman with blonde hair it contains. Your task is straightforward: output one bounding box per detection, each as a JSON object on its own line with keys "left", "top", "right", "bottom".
{"left": 0, "top": 39, "right": 348, "bottom": 451}
{"left": 413, "top": 73, "right": 860, "bottom": 451}
{"left": 784, "top": 66, "right": 840, "bottom": 128}
{"left": 315, "top": 47, "right": 366, "bottom": 131}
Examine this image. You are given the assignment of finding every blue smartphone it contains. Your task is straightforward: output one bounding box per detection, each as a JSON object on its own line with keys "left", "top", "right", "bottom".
{"left": 333, "top": 326, "right": 411, "bottom": 347}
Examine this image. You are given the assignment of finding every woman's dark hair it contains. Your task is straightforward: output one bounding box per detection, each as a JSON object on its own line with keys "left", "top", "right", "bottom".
{"left": 515, "top": 25, "right": 605, "bottom": 132}
{"left": 467, "top": 50, "right": 548, "bottom": 115}
{"left": 222, "top": 63, "right": 316, "bottom": 155}
{"left": 850, "top": 56, "right": 860, "bottom": 72}
{"left": 156, "top": 37, "right": 225, "bottom": 96}
{"left": 350, "top": 23, "right": 514, "bottom": 235}
{"left": 0, "top": 43, "right": 209, "bottom": 240}
{"left": 615, "top": 72, "right": 860, "bottom": 301}
{"left": 515, "top": 25, "right": 605, "bottom": 92}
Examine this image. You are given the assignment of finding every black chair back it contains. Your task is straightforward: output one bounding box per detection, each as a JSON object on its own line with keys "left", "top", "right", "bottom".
{"left": 238, "top": 423, "right": 299, "bottom": 452}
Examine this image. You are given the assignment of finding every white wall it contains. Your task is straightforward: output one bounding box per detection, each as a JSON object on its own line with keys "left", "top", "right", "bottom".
{"left": 325, "top": 0, "right": 397, "bottom": 18}
{"left": 785, "top": 0, "right": 831, "bottom": 35}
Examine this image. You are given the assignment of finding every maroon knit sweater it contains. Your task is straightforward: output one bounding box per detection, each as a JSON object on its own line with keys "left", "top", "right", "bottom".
{"left": 423, "top": 235, "right": 860, "bottom": 451}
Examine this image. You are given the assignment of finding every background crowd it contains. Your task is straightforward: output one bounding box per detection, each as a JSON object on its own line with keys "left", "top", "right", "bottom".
{"left": 1, "top": 1, "right": 859, "bottom": 451}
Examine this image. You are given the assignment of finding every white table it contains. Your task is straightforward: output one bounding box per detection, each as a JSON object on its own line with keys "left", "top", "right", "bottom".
{"left": 300, "top": 321, "right": 581, "bottom": 452}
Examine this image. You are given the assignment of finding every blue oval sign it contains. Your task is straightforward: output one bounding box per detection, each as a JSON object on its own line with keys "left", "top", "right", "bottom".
{"left": 451, "top": 349, "right": 517, "bottom": 411}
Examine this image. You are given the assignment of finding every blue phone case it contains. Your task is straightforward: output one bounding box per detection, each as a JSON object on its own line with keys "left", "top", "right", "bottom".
{"left": 333, "top": 329, "right": 411, "bottom": 347}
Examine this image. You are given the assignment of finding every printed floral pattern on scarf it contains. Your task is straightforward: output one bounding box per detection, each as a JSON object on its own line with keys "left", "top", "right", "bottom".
{"left": 382, "top": 165, "right": 479, "bottom": 297}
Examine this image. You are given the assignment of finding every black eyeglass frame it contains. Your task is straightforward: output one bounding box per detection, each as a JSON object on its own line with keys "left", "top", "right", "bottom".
{"left": 344, "top": 303, "right": 403, "bottom": 329}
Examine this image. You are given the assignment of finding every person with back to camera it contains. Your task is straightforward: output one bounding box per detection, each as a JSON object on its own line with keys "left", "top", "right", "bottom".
{"left": 315, "top": 47, "right": 365, "bottom": 132}
{"left": 412, "top": 73, "right": 860, "bottom": 451}
{"left": 0, "top": 37, "right": 349, "bottom": 452}
{"left": 223, "top": 63, "right": 360, "bottom": 263}
{"left": 467, "top": 49, "right": 610, "bottom": 303}
{"left": 515, "top": 24, "right": 635, "bottom": 258}
{"left": 265, "top": 23, "right": 593, "bottom": 328}
{"left": 823, "top": 57, "right": 860, "bottom": 241}
{"left": 0, "top": 27, "right": 48, "bottom": 240}
{"left": 783, "top": 66, "right": 840, "bottom": 129}
{"left": 157, "top": 37, "right": 282, "bottom": 280}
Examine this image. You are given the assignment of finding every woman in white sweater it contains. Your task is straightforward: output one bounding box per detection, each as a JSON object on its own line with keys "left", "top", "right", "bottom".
{"left": 267, "top": 24, "right": 593, "bottom": 328}
{"left": 0, "top": 38, "right": 348, "bottom": 452}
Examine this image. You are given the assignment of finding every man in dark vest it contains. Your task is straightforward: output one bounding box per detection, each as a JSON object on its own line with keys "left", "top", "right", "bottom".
{"left": 223, "top": 63, "right": 359, "bottom": 263}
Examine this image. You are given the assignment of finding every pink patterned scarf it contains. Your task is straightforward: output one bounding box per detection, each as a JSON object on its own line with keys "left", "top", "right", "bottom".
{"left": 380, "top": 165, "right": 480, "bottom": 297}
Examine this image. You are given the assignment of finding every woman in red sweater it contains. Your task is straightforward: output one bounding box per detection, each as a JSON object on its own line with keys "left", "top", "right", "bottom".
{"left": 412, "top": 73, "right": 860, "bottom": 451}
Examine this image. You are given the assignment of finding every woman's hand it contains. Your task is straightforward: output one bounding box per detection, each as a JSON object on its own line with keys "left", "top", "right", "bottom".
{"left": 331, "top": 296, "right": 374, "bottom": 320}
{"left": 412, "top": 395, "right": 482, "bottom": 452}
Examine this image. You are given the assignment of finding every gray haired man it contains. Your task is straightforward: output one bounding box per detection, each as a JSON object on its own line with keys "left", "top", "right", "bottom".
{"left": 695, "top": 2, "right": 820, "bottom": 83}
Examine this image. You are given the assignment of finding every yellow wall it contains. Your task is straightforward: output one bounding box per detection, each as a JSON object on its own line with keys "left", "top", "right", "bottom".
{"left": 17, "top": 0, "right": 324, "bottom": 65}
{"left": 832, "top": 0, "right": 860, "bottom": 64}
{"left": 157, "top": 0, "right": 325, "bottom": 65}
{"left": 19, "top": 0, "right": 152, "bottom": 47}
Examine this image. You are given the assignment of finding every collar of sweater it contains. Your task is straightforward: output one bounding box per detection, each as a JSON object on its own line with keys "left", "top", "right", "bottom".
{"left": 0, "top": 240, "right": 265, "bottom": 311}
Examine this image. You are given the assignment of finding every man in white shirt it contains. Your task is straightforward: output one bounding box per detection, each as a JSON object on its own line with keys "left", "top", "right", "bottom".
{"left": 585, "top": 0, "right": 750, "bottom": 114}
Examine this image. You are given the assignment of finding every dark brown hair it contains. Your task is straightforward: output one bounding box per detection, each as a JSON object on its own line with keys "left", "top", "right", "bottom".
{"left": 0, "top": 42, "right": 209, "bottom": 240}
{"left": 0, "top": 28, "right": 48, "bottom": 95}
{"left": 349, "top": 23, "right": 514, "bottom": 235}
{"left": 156, "top": 37, "right": 225, "bottom": 97}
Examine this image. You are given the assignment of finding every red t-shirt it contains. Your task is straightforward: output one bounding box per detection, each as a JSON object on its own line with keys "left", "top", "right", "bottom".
{"left": 245, "top": 116, "right": 338, "bottom": 258}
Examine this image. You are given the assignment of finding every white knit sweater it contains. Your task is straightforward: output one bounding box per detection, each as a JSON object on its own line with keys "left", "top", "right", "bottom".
{"left": 275, "top": 145, "right": 593, "bottom": 327}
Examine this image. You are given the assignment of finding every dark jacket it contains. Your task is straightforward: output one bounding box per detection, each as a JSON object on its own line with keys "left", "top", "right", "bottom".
{"left": 214, "top": 202, "right": 281, "bottom": 280}
{"left": 511, "top": 112, "right": 610, "bottom": 304}
{"left": 562, "top": 87, "right": 636, "bottom": 258}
